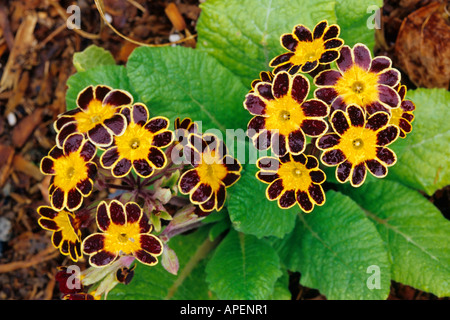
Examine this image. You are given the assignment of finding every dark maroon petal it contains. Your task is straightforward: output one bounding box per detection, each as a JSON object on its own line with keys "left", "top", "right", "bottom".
{"left": 257, "top": 157, "right": 280, "bottom": 171}
{"left": 267, "top": 179, "right": 284, "bottom": 200}
{"left": 305, "top": 155, "right": 318, "bottom": 169}
{"left": 57, "top": 123, "right": 78, "bottom": 147}
{"left": 301, "top": 99, "right": 328, "bottom": 117}
{"left": 101, "top": 147, "right": 120, "bottom": 168}
{"left": 125, "top": 202, "right": 141, "bottom": 224}
{"left": 140, "top": 234, "right": 162, "bottom": 255}
{"left": 79, "top": 140, "right": 96, "bottom": 162}
{"left": 319, "top": 50, "right": 339, "bottom": 63}
{"left": 254, "top": 130, "right": 272, "bottom": 150}
{"left": 63, "top": 133, "right": 84, "bottom": 155}
{"left": 40, "top": 157, "right": 55, "bottom": 174}
{"left": 139, "top": 213, "right": 151, "bottom": 234}
{"left": 55, "top": 115, "right": 76, "bottom": 131}
{"left": 376, "top": 147, "right": 396, "bottom": 165}
{"left": 378, "top": 69, "right": 400, "bottom": 87}
{"left": 152, "top": 131, "right": 173, "bottom": 148}
{"left": 51, "top": 188, "right": 65, "bottom": 210}
{"left": 61, "top": 240, "right": 69, "bottom": 254}
{"left": 147, "top": 147, "right": 166, "bottom": 168}
{"left": 38, "top": 206, "right": 58, "bottom": 219}
{"left": 67, "top": 189, "right": 82, "bottom": 211}
{"left": 257, "top": 171, "right": 279, "bottom": 183}
{"left": 69, "top": 243, "right": 78, "bottom": 262}
{"left": 301, "top": 60, "right": 319, "bottom": 73}
{"left": 377, "top": 126, "right": 399, "bottom": 146}
{"left": 314, "top": 70, "right": 341, "bottom": 87}
{"left": 191, "top": 183, "right": 213, "bottom": 203}
{"left": 133, "top": 159, "right": 154, "bottom": 177}
{"left": 330, "top": 96, "right": 348, "bottom": 114}
{"left": 247, "top": 116, "right": 265, "bottom": 139}
{"left": 270, "top": 52, "right": 294, "bottom": 67}
{"left": 94, "top": 85, "right": 112, "bottom": 101}
{"left": 103, "top": 90, "right": 132, "bottom": 107}
{"left": 109, "top": 201, "right": 126, "bottom": 225}
{"left": 273, "top": 63, "right": 293, "bottom": 74}
{"left": 271, "top": 132, "right": 287, "bottom": 157}
{"left": 223, "top": 155, "right": 241, "bottom": 172}
{"left": 321, "top": 149, "right": 346, "bottom": 165}
{"left": 112, "top": 158, "right": 132, "bottom": 177}
{"left": 90, "top": 250, "right": 117, "bottom": 267}
{"left": 314, "top": 87, "right": 339, "bottom": 105}
{"left": 88, "top": 124, "right": 113, "bottom": 147}
{"left": 145, "top": 117, "right": 169, "bottom": 133}
{"left": 347, "top": 105, "right": 365, "bottom": 127}
{"left": 222, "top": 172, "right": 240, "bottom": 186}
{"left": 301, "top": 119, "right": 328, "bottom": 136}
{"left": 183, "top": 145, "right": 201, "bottom": 166}
{"left": 291, "top": 74, "right": 310, "bottom": 104}
{"left": 281, "top": 34, "right": 298, "bottom": 51}
{"left": 96, "top": 202, "right": 110, "bottom": 232}
{"left": 288, "top": 65, "right": 301, "bottom": 75}
{"left": 132, "top": 103, "right": 149, "bottom": 124}
{"left": 134, "top": 250, "right": 158, "bottom": 265}
{"left": 296, "top": 191, "right": 313, "bottom": 212}
{"left": 76, "top": 178, "right": 93, "bottom": 196}
{"left": 402, "top": 112, "right": 414, "bottom": 122}
{"left": 103, "top": 114, "right": 126, "bottom": 136}
{"left": 378, "top": 85, "right": 400, "bottom": 108}
{"left": 200, "top": 193, "right": 216, "bottom": 212}
{"left": 401, "top": 100, "right": 415, "bottom": 112}
{"left": 398, "top": 119, "right": 412, "bottom": 133}
{"left": 370, "top": 56, "right": 391, "bottom": 74}
{"left": 287, "top": 130, "right": 305, "bottom": 154}
{"left": 49, "top": 146, "right": 64, "bottom": 160}
{"left": 121, "top": 106, "right": 132, "bottom": 123}
{"left": 366, "top": 102, "right": 390, "bottom": 115}
{"left": 260, "top": 71, "right": 273, "bottom": 83}
{"left": 86, "top": 162, "right": 97, "bottom": 180}
{"left": 353, "top": 44, "right": 372, "bottom": 71}
{"left": 323, "top": 25, "right": 340, "bottom": 40}
{"left": 336, "top": 160, "right": 352, "bottom": 182}
{"left": 179, "top": 169, "right": 200, "bottom": 194}
{"left": 331, "top": 110, "right": 350, "bottom": 135}
{"left": 216, "top": 185, "right": 226, "bottom": 211}
{"left": 317, "top": 133, "right": 340, "bottom": 149}
{"left": 308, "top": 184, "right": 325, "bottom": 205}
{"left": 294, "top": 25, "right": 312, "bottom": 42}
{"left": 366, "top": 159, "right": 387, "bottom": 177}
{"left": 351, "top": 163, "right": 367, "bottom": 187}
{"left": 256, "top": 83, "right": 275, "bottom": 101}
{"left": 310, "top": 170, "right": 326, "bottom": 183}
{"left": 244, "top": 94, "right": 267, "bottom": 115}
{"left": 77, "top": 86, "right": 94, "bottom": 110}
{"left": 39, "top": 218, "right": 58, "bottom": 231}
{"left": 83, "top": 234, "right": 105, "bottom": 254}
{"left": 52, "top": 230, "right": 63, "bottom": 248}
{"left": 324, "top": 38, "right": 344, "bottom": 49}
{"left": 272, "top": 72, "right": 290, "bottom": 99}
{"left": 279, "top": 190, "right": 296, "bottom": 208}
{"left": 313, "top": 21, "right": 328, "bottom": 39}
{"left": 189, "top": 134, "right": 208, "bottom": 153}
{"left": 336, "top": 46, "right": 353, "bottom": 73}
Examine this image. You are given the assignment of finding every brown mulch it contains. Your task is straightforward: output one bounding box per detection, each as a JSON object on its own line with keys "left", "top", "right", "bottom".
{"left": 0, "top": 0, "right": 448, "bottom": 300}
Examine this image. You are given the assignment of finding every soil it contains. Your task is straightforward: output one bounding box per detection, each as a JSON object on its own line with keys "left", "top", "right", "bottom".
{"left": 0, "top": 0, "right": 448, "bottom": 300}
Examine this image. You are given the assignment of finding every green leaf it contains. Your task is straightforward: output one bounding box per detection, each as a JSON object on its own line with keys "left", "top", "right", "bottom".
{"left": 205, "top": 229, "right": 282, "bottom": 299}
{"left": 341, "top": 179, "right": 450, "bottom": 297}
{"left": 126, "top": 46, "right": 249, "bottom": 134}
{"left": 66, "top": 65, "right": 140, "bottom": 111}
{"left": 108, "top": 227, "right": 216, "bottom": 300}
{"left": 389, "top": 88, "right": 450, "bottom": 195}
{"left": 73, "top": 45, "right": 116, "bottom": 72}
{"left": 268, "top": 269, "right": 292, "bottom": 300}
{"left": 271, "top": 190, "right": 391, "bottom": 300}
{"left": 197, "top": 0, "right": 337, "bottom": 86}
{"left": 334, "top": 0, "right": 383, "bottom": 51}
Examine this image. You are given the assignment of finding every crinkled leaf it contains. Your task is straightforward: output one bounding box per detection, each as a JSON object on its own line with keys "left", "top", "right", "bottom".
{"left": 389, "top": 88, "right": 450, "bottom": 195}
{"left": 271, "top": 190, "right": 391, "bottom": 300}
{"left": 205, "top": 229, "right": 282, "bottom": 300}
{"left": 73, "top": 45, "right": 116, "bottom": 72}
{"left": 341, "top": 179, "right": 450, "bottom": 297}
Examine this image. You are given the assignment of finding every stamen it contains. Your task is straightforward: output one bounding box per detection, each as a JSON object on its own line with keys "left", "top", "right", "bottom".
{"left": 352, "top": 138, "right": 364, "bottom": 148}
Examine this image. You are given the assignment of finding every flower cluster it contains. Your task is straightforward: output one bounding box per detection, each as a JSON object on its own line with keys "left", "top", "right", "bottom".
{"left": 38, "top": 85, "right": 241, "bottom": 299}
{"left": 244, "top": 21, "right": 415, "bottom": 212}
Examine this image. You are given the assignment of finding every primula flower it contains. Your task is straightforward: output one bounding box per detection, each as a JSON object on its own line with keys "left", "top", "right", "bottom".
{"left": 316, "top": 104, "right": 399, "bottom": 187}
{"left": 100, "top": 103, "right": 173, "bottom": 178}
{"left": 250, "top": 71, "right": 274, "bottom": 92}
{"left": 40, "top": 133, "right": 97, "bottom": 211}
{"left": 256, "top": 153, "right": 326, "bottom": 212}
{"left": 314, "top": 43, "right": 401, "bottom": 115}
{"left": 174, "top": 117, "right": 199, "bottom": 149}
{"left": 178, "top": 134, "right": 242, "bottom": 212}
{"left": 269, "top": 20, "right": 344, "bottom": 74}
{"left": 37, "top": 206, "right": 82, "bottom": 262}
{"left": 82, "top": 200, "right": 163, "bottom": 267}
{"left": 54, "top": 85, "right": 132, "bottom": 148}
{"left": 388, "top": 84, "right": 415, "bottom": 138}
{"left": 244, "top": 71, "right": 329, "bottom": 157}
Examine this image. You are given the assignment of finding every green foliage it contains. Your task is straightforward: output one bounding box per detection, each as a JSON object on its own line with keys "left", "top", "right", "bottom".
{"left": 73, "top": 45, "right": 116, "bottom": 72}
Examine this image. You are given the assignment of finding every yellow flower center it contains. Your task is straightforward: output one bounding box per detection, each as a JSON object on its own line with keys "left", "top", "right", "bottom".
{"left": 196, "top": 150, "right": 228, "bottom": 192}
{"left": 290, "top": 39, "right": 325, "bottom": 66}
{"left": 53, "top": 211, "right": 80, "bottom": 243}
{"left": 103, "top": 222, "right": 142, "bottom": 255}
{"left": 337, "top": 126, "right": 378, "bottom": 165}
{"left": 74, "top": 99, "right": 117, "bottom": 133}
{"left": 277, "top": 160, "right": 312, "bottom": 192}
{"left": 388, "top": 106, "right": 404, "bottom": 128}
{"left": 115, "top": 122, "right": 154, "bottom": 161}
{"left": 264, "top": 94, "right": 306, "bottom": 136}
{"left": 334, "top": 65, "right": 379, "bottom": 107}
{"left": 53, "top": 152, "right": 89, "bottom": 193}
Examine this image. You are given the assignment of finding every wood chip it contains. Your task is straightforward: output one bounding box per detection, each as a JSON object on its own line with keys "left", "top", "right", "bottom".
{"left": 165, "top": 3, "right": 186, "bottom": 31}
{"left": 12, "top": 153, "right": 43, "bottom": 181}
{"left": 12, "top": 107, "right": 45, "bottom": 148}
{"left": 0, "top": 144, "right": 15, "bottom": 188}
